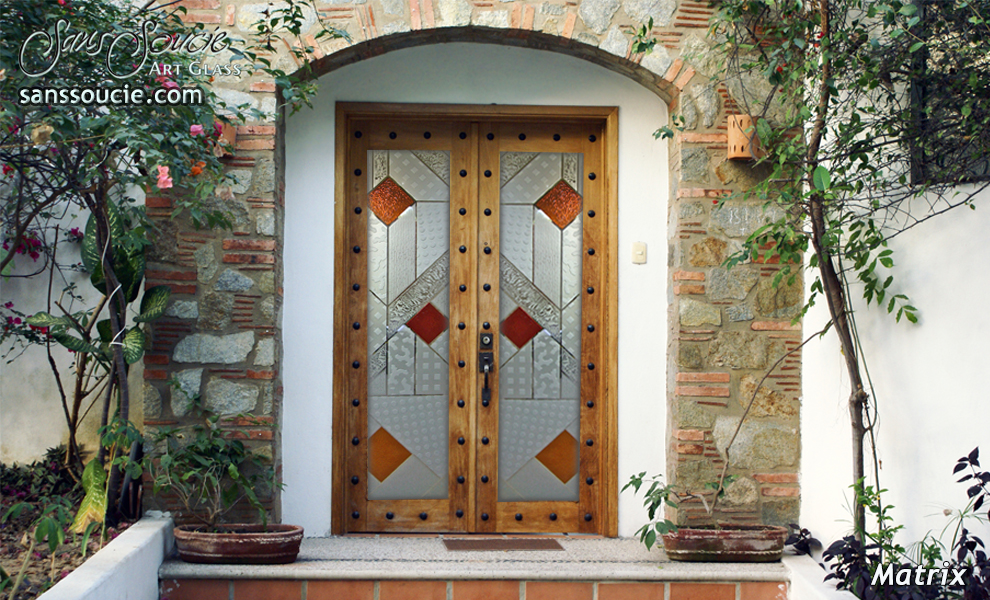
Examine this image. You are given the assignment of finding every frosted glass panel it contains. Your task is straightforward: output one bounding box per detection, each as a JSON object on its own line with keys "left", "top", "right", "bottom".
{"left": 498, "top": 152, "right": 582, "bottom": 502}
{"left": 367, "top": 149, "right": 451, "bottom": 500}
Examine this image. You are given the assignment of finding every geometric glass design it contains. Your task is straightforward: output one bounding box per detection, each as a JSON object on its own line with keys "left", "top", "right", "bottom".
{"left": 406, "top": 302, "right": 448, "bottom": 345}
{"left": 501, "top": 307, "right": 543, "bottom": 349}
{"left": 535, "top": 430, "right": 578, "bottom": 483}
{"left": 497, "top": 151, "right": 583, "bottom": 503}
{"left": 369, "top": 427, "right": 412, "bottom": 482}
{"left": 367, "top": 149, "right": 451, "bottom": 501}
{"left": 369, "top": 177, "right": 414, "bottom": 225}
{"left": 535, "top": 180, "right": 582, "bottom": 229}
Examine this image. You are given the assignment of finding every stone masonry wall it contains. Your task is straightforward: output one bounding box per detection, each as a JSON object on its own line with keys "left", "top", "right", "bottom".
{"left": 143, "top": 0, "right": 802, "bottom": 526}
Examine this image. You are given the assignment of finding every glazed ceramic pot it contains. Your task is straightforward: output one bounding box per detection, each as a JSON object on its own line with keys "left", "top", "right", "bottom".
{"left": 173, "top": 524, "right": 304, "bottom": 564}
{"left": 662, "top": 525, "right": 788, "bottom": 562}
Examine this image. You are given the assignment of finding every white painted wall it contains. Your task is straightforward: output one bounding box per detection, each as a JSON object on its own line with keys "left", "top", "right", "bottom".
{"left": 801, "top": 185, "right": 990, "bottom": 549}
{"left": 283, "top": 43, "right": 669, "bottom": 537}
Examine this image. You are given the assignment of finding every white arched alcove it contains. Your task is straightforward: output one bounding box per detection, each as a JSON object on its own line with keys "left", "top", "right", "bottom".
{"left": 283, "top": 42, "right": 669, "bottom": 537}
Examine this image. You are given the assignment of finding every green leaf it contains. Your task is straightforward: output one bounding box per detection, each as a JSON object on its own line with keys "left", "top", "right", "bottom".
{"left": 0, "top": 248, "right": 12, "bottom": 277}
{"left": 80, "top": 214, "right": 103, "bottom": 277}
{"left": 909, "top": 41, "right": 924, "bottom": 53}
{"left": 26, "top": 312, "right": 70, "bottom": 329}
{"left": 813, "top": 166, "right": 831, "bottom": 191}
{"left": 52, "top": 332, "right": 101, "bottom": 355}
{"left": 122, "top": 327, "right": 146, "bottom": 364}
{"left": 72, "top": 460, "right": 108, "bottom": 534}
{"left": 96, "top": 319, "right": 113, "bottom": 343}
{"left": 80, "top": 521, "right": 101, "bottom": 559}
{"left": 135, "top": 285, "right": 171, "bottom": 323}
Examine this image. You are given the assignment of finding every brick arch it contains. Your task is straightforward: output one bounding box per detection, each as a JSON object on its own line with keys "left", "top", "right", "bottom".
{"left": 297, "top": 27, "right": 682, "bottom": 104}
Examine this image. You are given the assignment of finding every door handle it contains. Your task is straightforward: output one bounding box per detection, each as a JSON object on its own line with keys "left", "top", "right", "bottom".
{"left": 479, "top": 351, "right": 494, "bottom": 403}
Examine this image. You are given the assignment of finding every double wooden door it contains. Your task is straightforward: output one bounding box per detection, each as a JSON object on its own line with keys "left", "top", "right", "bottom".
{"left": 333, "top": 104, "right": 616, "bottom": 535}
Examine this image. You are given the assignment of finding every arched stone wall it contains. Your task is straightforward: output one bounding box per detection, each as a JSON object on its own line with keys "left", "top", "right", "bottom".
{"left": 144, "top": 0, "right": 802, "bottom": 529}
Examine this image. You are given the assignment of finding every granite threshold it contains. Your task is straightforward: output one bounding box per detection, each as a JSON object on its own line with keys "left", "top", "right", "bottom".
{"left": 159, "top": 535, "right": 790, "bottom": 582}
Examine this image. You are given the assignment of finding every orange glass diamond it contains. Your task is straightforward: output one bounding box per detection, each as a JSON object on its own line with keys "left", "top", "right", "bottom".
{"left": 536, "top": 431, "right": 579, "bottom": 483}
{"left": 369, "top": 427, "right": 412, "bottom": 482}
{"left": 369, "top": 177, "right": 414, "bottom": 225}
{"left": 535, "top": 180, "right": 582, "bottom": 229}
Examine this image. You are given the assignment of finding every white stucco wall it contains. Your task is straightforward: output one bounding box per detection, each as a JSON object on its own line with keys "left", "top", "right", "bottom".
{"left": 283, "top": 42, "right": 669, "bottom": 537}
{"left": 801, "top": 185, "right": 990, "bottom": 549}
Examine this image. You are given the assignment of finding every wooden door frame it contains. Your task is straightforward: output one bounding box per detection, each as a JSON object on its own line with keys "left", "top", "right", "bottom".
{"left": 330, "top": 103, "right": 619, "bottom": 536}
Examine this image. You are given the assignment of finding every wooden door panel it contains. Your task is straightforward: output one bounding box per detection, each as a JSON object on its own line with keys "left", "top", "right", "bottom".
{"left": 335, "top": 105, "right": 615, "bottom": 535}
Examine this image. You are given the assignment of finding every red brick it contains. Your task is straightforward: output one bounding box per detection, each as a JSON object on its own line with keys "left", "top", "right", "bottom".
{"left": 221, "top": 416, "right": 275, "bottom": 426}
{"left": 676, "top": 372, "right": 730, "bottom": 383}
{"left": 674, "top": 429, "right": 705, "bottom": 441}
{"left": 223, "top": 253, "right": 276, "bottom": 264}
{"left": 663, "top": 58, "right": 684, "bottom": 82}
{"left": 233, "top": 579, "right": 301, "bottom": 600}
{"left": 144, "top": 354, "right": 169, "bottom": 366}
{"left": 179, "top": 12, "right": 221, "bottom": 23}
{"left": 673, "top": 270, "right": 706, "bottom": 281}
{"left": 677, "top": 188, "right": 732, "bottom": 198}
{"left": 307, "top": 581, "right": 374, "bottom": 600}
{"left": 237, "top": 125, "right": 277, "bottom": 135}
{"left": 598, "top": 582, "right": 663, "bottom": 600}
{"left": 160, "top": 578, "right": 228, "bottom": 600}
{"left": 751, "top": 321, "right": 800, "bottom": 331}
{"left": 225, "top": 4, "right": 235, "bottom": 25}
{"left": 248, "top": 82, "right": 277, "bottom": 93}
{"left": 673, "top": 284, "right": 705, "bottom": 295}
{"left": 675, "top": 385, "right": 730, "bottom": 397}
{"left": 224, "top": 429, "right": 274, "bottom": 441}
{"left": 452, "top": 580, "right": 519, "bottom": 600}
{"left": 526, "top": 581, "right": 592, "bottom": 600}
{"left": 741, "top": 582, "right": 788, "bottom": 600}
{"left": 146, "top": 281, "right": 197, "bottom": 294}
{"left": 670, "top": 583, "right": 735, "bottom": 600}
{"left": 682, "top": 133, "right": 729, "bottom": 144}
{"left": 144, "top": 369, "right": 167, "bottom": 380}
{"left": 674, "top": 65, "right": 697, "bottom": 90}
{"left": 675, "top": 443, "right": 704, "bottom": 455}
{"left": 754, "top": 473, "right": 799, "bottom": 484}
{"left": 762, "top": 487, "right": 800, "bottom": 497}
{"left": 145, "top": 196, "right": 172, "bottom": 208}
{"left": 380, "top": 581, "right": 446, "bottom": 600}
{"left": 175, "top": 0, "right": 221, "bottom": 8}
{"left": 246, "top": 369, "right": 274, "bottom": 380}
{"left": 146, "top": 269, "right": 197, "bottom": 281}
{"left": 235, "top": 138, "right": 276, "bottom": 150}
{"left": 223, "top": 239, "right": 277, "bottom": 251}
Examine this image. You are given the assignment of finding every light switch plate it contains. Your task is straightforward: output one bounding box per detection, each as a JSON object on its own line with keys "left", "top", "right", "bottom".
{"left": 632, "top": 241, "right": 647, "bottom": 264}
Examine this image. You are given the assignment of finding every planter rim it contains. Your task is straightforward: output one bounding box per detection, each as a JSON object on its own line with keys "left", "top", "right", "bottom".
{"left": 174, "top": 523, "right": 303, "bottom": 537}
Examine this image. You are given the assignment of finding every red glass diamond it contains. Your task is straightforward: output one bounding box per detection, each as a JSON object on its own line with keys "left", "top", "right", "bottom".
{"left": 369, "top": 177, "right": 414, "bottom": 225}
{"left": 501, "top": 307, "right": 543, "bottom": 349}
{"left": 406, "top": 303, "right": 448, "bottom": 344}
{"left": 535, "top": 180, "right": 582, "bottom": 229}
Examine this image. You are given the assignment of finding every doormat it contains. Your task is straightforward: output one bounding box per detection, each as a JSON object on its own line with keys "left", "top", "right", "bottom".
{"left": 443, "top": 539, "right": 564, "bottom": 551}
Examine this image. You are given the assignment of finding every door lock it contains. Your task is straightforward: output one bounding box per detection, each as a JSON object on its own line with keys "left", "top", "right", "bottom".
{"left": 480, "top": 333, "right": 493, "bottom": 349}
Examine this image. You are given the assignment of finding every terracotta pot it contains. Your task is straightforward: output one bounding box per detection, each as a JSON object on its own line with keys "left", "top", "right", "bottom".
{"left": 174, "top": 524, "right": 304, "bottom": 564}
{"left": 662, "top": 525, "right": 788, "bottom": 562}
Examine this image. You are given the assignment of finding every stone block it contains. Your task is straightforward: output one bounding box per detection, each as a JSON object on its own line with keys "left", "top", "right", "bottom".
{"left": 204, "top": 379, "right": 259, "bottom": 415}
{"left": 170, "top": 368, "right": 204, "bottom": 417}
{"left": 761, "top": 498, "right": 800, "bottom": 526}
{"left": 194, "top": 244, "right": 218, "bottom": 283}
{"left": 623, "top": 0, "right": 676, "bottom": 26}
{"left": 473, "top": 10, "right": 510, "bottom": 27}
{"left": 709, "top": 267, "right": 759, "bottom": 300}
{"left": 641, "top": 46, "right": 674, "bottom": 79}
{"left": 688, "top": 237, "right": 726, "bottom": 267}
{"left": 198, "top": 292, "right": 234, "bottom": 331}
{"left": 726, "top": 304, "right": 754, "bottom": 322}
{"left": 215, "top": 269, "right": 255, "bottom": 292}
{"left": 738, "top": 375, "right": 798, "bottom": 418}
{"left": 710, "top": 202, "right": 784, "bottom": 239}
{"left": 680, "top": 298, "right": 721, "bottom": 327}
{"left": 681, "top": 147, "right": 710, "bottom": 183}
{"left": 722, "top": 476, "right": 759, "bottom": 506}
{"left": 755, "top": 275, "right": 803, "bottom": 319}
{"left": 692, "top": 83, "right": 720, "bottom": 129}
{"left": 256, "top": 210, "right": 276, "bottom": 236}
{"left": 253, "top": 159, "right": 275, "bottom": 195}
{"left": 708, "top": 331, "right": 784, "bottom": 370}
{"left": 713, "top": 417, "right": 798, "bottom": 470}
{"left": 578, "top": 0, "right": 620, "bottom": 34}
{"left": 600, "top": 26, "right": 628, "bottom": 57}
{"left": 439, "top": 0, "right": 472, "bottom": 26}
{"left": 143, "top": 384, "right": 162, "bottom": 419}
{"left": 237, "top": 2, "right": 317, "bottom": 33}
{"left": 678, "top": 343, "right": 705, "bottom": 369}
{"left": 173, "top": 331, "right": 255, "bottom": 364}
{"left": 255, "top": 338, "right": 275, "bottom": 366}
{"left": 676, "top": 398, "right": 716, "bottom": 428}
{"left": 260, "top": 296, "right": 276, "bottom": 322}
{"left": 227, "top": 169, "right": 254, "bottom": 195}
{"left": 165, "top": 300, "right": 199, "bottom": 319}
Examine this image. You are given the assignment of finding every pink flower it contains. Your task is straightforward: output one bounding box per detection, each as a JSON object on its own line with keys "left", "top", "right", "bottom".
{"left": 189, "top": 124, "right": 204, "bottom": 137}
{"left": 213, "top": 121, "right": 223, "bottom": 137}
{"left": 156, "top": 165, "right": 173, "bottom": 190}
{"left": 162, "top": 80, "right": 179, "bottom": 90}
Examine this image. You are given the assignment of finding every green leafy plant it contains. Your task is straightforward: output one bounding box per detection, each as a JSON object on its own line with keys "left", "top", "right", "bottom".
{"left": 147, "top": 394, "right": 280, "bottom": 531}
{"left": 623, "top": 472, "right": 738, "bottom": 550}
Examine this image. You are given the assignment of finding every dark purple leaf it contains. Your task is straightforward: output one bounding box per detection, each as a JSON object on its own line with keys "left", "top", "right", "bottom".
{"left": 954, "top": 462, "right": 969, "bottom": 474}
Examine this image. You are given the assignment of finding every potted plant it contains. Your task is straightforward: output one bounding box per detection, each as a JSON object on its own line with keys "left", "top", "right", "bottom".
{"left": 624, "top": 472, "right": 788, "bottom": 562}
{"left": 147, "top": 403, "right": 303, "bottom": 564}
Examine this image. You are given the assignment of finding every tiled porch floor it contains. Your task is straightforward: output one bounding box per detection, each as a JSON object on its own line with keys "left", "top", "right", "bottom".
{"left": 159, "top": 535, "right": 791, "bottom": 599}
